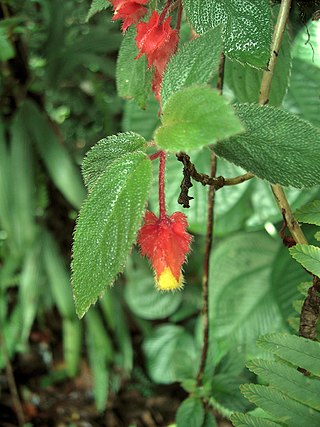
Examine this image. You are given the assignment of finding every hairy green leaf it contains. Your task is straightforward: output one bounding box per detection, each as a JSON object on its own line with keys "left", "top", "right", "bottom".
{"left": 231, "top": 412, "right": 282, "bottom": 427}
{"left": 289, "top": 244, "right": 320, "bottom": 276}
{"left": 295, "top": 200, "right": 320, "bottom": 226}
{"left": 257, "top": 333, "right": 320, "bottom": 376}
{"left": 82, "top": 132, "right": 147, "bottom": 191}
{"left": 161, "top": 27, "right": 223, "bottom": 107}
{"left": 247, "top": 359, "right": 320, "bottom": 411}
{"left": 183, "top": 0, "right": 272, "bottom": 68}
{"left": 72, "top": 152, "right": 152, "bottom": 318}
{"left": 214, "top": 104, "right": 320, "bottom": 188}
{"left": 116, "top": 27, "right": 152, "bottom": 108}
{"left": 155, "top": 86, "right": 244, "bottom": 152}
{"left": 176, "top": 397, "right": 205, "bottom": 427}
{"left": 240, "top": 384, "right": 320, "bottom": 427}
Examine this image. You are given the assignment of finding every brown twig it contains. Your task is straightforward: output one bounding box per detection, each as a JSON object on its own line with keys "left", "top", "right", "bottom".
{"left": 176, "top": 152, "right": 254, "bottom": 207}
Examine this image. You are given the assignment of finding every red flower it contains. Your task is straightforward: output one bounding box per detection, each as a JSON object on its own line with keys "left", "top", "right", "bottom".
{"left": 138, "top": 211, "right": 192, "bottom": 290}
{"left": 110, "top": 0, "right": 149, "bottom": 32}
{"left": 135, "top": 11, "right": 179, "bottom": 99}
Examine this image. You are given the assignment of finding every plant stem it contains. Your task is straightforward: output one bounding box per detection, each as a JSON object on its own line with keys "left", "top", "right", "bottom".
{"left": 196, "top": 52, "right": 225, "bottom": 386}
{"left": 271, "top": 185, "right": 308, "bottom": 244}
{"left": 159, "top": 151, "right": 167, "bottom": 219}
{"left": 1, "top": 337, "right": 25, "bottom": 426}
{"left": 259, "top": 0, "right": 292, "bottom": 105}
{"left": 258, "top": 0, "right": 307, "bottom": 245}
{"left": 159, "top": 0, "right": 173, "bottom": 23}
{"left": 196, "top": 150, "right": 217, "bottom": 387}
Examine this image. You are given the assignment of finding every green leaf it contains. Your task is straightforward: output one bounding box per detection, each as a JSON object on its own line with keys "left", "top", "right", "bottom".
{"left": 246, "top": 181, "right": 319, "bottom": 229}
{"left": 161, "top": 27, "right": 223, "bottom": 108}
{"left": 0, "top": 28, "right": 15, "bottom": 61}
{"left": 183, "top": 0, "right": 272, "bottom": 68}
{"left": 143, "top": 325, "right": 197, "bottom": 384}
{"left": 240, "top": 384, "right": 320, "bottom": 427}
{"left": 295, "top": 200, "right": 320, "bottom": 226}
{"left": 122, "top": 98, "right": 160, "bottom": 140}
{"left": 99, "top": 290, "right": 133, "bottom": 372}
{"left": 116, "top": 27, "right": 152, "bottom": 108}
{"left": 247, "top": 359, "right": 320, "bottom": 411}
{"left": 154, "top": 86, "right": 244, "bottom": 152}
{"left": 42, "top": 230, "right": 76, "bottom": 319}
{"left": 10, "top": 111, "right": 37, "bottom": 251}
{"left": 20, "top": 101, "right": 86, "bottom": 209}
{"left": 292, "top": 20, "right": 320, "bottom": 68}
{"left": 176, "top": 397, "right": 205, "bottom": 427}
{"left": 225, "top": 28, "right": 291, "bottom": 107}
{"left": 214, "top": 104, "right": 320, "bottom": 188}
{"left": 72, "top": 152, "right": 152, "bottom": 318}
{"left": 63, "top": 318, "right": 82, "bottom": 377}
{"left": 202, "top": 412, "right": 218, "bottom": 427}
{"left": 284, "top": 59, "right": 320, "bottom": 128}
{"left": 231, "top": 412, "right": 283, "bottom": 427}
{"left": 86, "top": 0, "right": 110, "bottom": 21}
{"left": 82, "top": 132, "right": 147, "bottom": 191}
{"left": 257, "top": 333, "right": 320, "bottom": 376}
{"left": 271, "top": 239, "right": 309, "bottom": 325}
{"left": 85, "top": 310, "right": 112, "bottom": 411}
{"left": 209, "top": 232, "right": 283, "bottom": 357}
{"left": 280, "top": 21, "right": 320, "bottom": 126}
{"left": 0, "top": 124, "right": 13, "bottom": 241}
{"left": 211, "top": 374, "right": 250, "bottom": 412}
{"left": 124, "top": 257, "right": 182, "bottom": 320}
{"left": 19, "top": 243, "right": 43, "bottom": 347}
{"left": 289, "top": 244, "right": 320, "bottom": 276}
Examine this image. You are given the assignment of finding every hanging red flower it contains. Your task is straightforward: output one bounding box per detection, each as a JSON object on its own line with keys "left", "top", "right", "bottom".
{"left": 138, "top": 211, "right": 192, "bottom": 290}
{"left": 135, "top": 11, "right": 179, "bottom": 99}
{"left": 110, "top": 0, "right": 150, "bottom": 32}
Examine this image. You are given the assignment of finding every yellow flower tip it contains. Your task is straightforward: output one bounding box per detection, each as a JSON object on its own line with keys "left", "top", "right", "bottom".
{"left": 155, "top": 267, "right": 183, "bottom": 291}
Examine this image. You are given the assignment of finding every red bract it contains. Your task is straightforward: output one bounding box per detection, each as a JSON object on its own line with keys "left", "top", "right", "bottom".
{"left": 135, "top": 11, "right": 179, "bottom": 99}
{"left": 138, "top": 211, "right": 192, "bottom": 291}
{"left": 110, "top": 0, "right": 149, "bottom": 32}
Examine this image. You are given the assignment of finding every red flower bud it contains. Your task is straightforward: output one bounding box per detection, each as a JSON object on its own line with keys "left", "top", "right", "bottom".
{"left": 138, "top": 211, "right": 192, "bottom": 290}
{"left": 110, "top": 0, "right": 149, "bottom": 32}
{"left": 135, "top": 11, "right": 179, "bottom": 99}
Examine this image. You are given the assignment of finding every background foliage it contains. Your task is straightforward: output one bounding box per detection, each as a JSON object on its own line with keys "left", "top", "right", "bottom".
{"left": 0, "top": 0, "right": 320, "bottom": 426}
